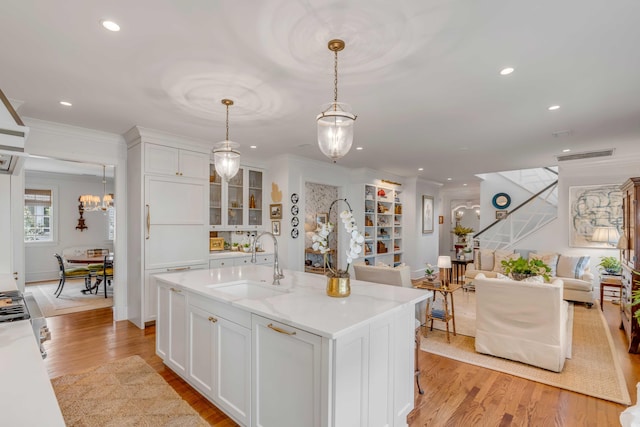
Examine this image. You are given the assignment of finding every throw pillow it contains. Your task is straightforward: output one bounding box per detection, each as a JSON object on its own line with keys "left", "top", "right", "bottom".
{"left": 476, "top": 249, "right": 494, "bottom": 271}
{"left": 529, "top": 252, "right": 559, "bottom": 277}
{"left": 521, "top": 275, "right": 545, "bottom": 283}
{"left": 493, "top": 250, "right": 518, "bottom": 273}
{"left": 557, "top": 255, "right": 590, "bottom": 279}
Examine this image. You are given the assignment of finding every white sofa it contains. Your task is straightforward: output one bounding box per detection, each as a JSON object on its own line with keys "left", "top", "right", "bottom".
{"left": 465, "top": 249, "right": 595, "bottom": 307}
{"left": 474, "top": 274, "right": 573, "bottom": 372}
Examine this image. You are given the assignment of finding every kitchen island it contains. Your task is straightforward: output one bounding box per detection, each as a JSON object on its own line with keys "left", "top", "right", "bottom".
{"left": 154, "top": 265, "right": 429, "bottom": 427}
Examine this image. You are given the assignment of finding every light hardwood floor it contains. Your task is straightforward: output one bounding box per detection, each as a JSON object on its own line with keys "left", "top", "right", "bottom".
{"left": 43, "top": 301, "right": 640, "bottom": 426}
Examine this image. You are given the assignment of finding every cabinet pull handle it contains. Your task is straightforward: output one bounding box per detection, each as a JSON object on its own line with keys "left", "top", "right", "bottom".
{"left": 176, "top": 172, "right": 179, "bottom": 176}
{"left": 167, "top": 266, "right": 191, "bottom": 272}
{"left": 170, "top": 287, "right": 182, "bottom": 293}
{"left": 268, "top": 323, "right": 296, "bottom": 336}
{"left": 208, "top": 316, "right": 218, "bottom": 323}
{"left": 146, "top": 204, "right": 151, "bottom": 239}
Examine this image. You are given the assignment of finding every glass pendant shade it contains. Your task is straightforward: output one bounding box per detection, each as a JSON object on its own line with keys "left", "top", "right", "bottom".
{"left": 317, "top": 102, "right": 356, "bottom": 162}
{"left": 213, "top": 140, "right": 241, "bottom": 181}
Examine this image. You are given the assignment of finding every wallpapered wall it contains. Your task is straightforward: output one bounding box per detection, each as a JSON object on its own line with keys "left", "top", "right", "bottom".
{"left": 304, "top": 182, "right": 338, "bottom": 253}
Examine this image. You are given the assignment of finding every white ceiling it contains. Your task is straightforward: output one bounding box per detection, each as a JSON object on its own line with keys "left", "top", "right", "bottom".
{"left": 3, "top": 0, "right": 640, "bottom": 185}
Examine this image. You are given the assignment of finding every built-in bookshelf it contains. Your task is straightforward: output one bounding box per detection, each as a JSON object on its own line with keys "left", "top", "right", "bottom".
{"left": 363, "top": 184, "right": 403, "bottom": 267}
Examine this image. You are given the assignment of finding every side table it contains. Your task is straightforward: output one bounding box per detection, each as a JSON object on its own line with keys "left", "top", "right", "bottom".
{"left": 451, "top": 259, "right": 474, "bottom": 284}
{"left": 600, "top": 276, "right": 622, "bottom": 311}
{"left": 413, "top": 281, "right": 461, "bottom": 343}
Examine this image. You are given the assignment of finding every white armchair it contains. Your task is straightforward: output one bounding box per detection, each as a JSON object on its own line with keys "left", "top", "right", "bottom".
{"left": 474, "top": 273, "right": 573, "bottom": 372}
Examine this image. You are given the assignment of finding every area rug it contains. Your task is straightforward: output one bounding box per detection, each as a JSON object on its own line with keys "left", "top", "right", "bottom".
{"left": 420, "top": 304, "right": 631, "bottom": 405}
{"left": 26, "top": 279, "right": 112, "bottom": 318}
{"left": 427, "top": 289, "right": 476, "bottom": 337}
{"left": 51, "top": 355, "right": 209, "bottom": 427}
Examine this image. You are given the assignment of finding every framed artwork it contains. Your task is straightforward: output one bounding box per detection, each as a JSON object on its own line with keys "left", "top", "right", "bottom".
{"left": 495, "top": 210, "right": 508, "bottom": 220}
{"left": 316, "top": 212, "right": 328, "bottom": 229}
{"left": 271, "top": 220, "right": 281, "bottom": 236}
{"left": 569, "top": 184, "right": 623, "bottom": 247}
{"left": 422, "top": 195, "right": 434, "bottom": 234}
{"left": 269, "top": 204, "right": 282, "bottom": 219}
{"left": 438, "top": 215, "right": 444, "bottom": 225}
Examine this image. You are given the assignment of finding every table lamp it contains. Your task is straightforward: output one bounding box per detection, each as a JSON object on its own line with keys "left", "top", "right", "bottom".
{"left": 591, "top": 227, "right": 620, "bottom": 247}
{"left": 438, "top": 255, "right": 452, "bottom": 286}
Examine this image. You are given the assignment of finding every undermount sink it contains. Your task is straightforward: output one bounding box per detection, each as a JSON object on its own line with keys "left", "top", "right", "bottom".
{"left": 208, "top": 280, "right": 288, "bottom": 299}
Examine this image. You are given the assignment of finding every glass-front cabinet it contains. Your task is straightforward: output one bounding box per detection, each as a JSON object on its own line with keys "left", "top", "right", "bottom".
{"left": 210, "top": 164, "right": 263, "bottom": 230}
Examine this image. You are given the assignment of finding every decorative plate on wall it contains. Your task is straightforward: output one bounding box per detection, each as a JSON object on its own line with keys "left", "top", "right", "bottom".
{"left": 291, "top": 216, "right": 299, "bottom": 227}
{"left": 290, "top": 193, "right": 299, "bottom": 204}
{"left": 492, "top": 192, "right": 511, "bottom": 209}
{"left": 291, "top": 228, "right": 299, "bottom": 238}
{"left": 291, "top": 205, "right": 299, "bottom": 215}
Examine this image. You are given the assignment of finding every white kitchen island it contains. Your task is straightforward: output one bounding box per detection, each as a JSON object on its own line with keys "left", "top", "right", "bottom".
{"left": 154, "top": 265, "right": 429, "bottom": 427}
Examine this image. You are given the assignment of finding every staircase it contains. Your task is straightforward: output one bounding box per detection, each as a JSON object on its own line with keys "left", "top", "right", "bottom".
{"left": 476, "top": 167, "right": 558, "bottom": 250}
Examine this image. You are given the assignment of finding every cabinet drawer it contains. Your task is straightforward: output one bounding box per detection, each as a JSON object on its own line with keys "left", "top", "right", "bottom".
{"left": 209, "top": 259, "right": 234, "bottom": 269}
{"left": 189, "top": 293, "right": 251, "bottom": 329}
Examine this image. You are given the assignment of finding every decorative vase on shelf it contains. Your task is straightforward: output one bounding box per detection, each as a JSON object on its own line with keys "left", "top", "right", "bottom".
{"left": 425, "top": 274, "right": 437, "bottom": 281}
{"left": 326, "top": 270, "right": 351, "bottom": 297}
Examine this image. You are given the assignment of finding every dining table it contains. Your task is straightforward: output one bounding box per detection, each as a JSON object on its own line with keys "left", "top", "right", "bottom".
{"left": 65, "top": 255, "right": 108, "bottom": 294}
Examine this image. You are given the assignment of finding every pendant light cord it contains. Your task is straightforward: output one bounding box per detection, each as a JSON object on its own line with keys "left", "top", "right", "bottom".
{"left": 333, "top": 49, "right": 339, "bottom": 111}
{"left": 225, "top": 103, "right": 230, "bottom": 141}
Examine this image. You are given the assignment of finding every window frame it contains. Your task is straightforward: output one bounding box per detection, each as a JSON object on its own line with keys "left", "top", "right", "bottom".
{"left": 24, "top": 185, "right": 58, "bottom": 245}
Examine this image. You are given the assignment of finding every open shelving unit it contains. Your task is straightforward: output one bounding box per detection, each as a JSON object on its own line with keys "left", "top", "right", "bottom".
{"left": 363, "top": 184, "right": 403, "bottom": 267}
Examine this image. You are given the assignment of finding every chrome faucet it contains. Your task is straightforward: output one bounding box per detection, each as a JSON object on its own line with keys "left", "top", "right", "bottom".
{"left": 251, "top": 232, "right": 284, "bottom": 285}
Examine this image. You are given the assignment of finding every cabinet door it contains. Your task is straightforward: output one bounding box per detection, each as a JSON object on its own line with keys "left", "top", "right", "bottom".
{"left": 216, "top": 316, "right": 251, "bottom": 426}
{"left": 188, "top": 304, "right": 215, "bottom": 398}
{"left": 248, "top": 169, "right": 263, "bottom": 227}
{"left": 146, "top": 225, "right": 208, "bottom": 269}
{"left": 252, "top": 315, "right": 322, "bottom": 427}
{"left": 146, "top": 176, "right": 206, "bottom": 225}
{"left": 179, "top": 149, "right": 209, "bottom": 179}
{"left": 210, "top": 164, "right": 223, "bottom": 226}
{"left": 146, "top": 264, "right": 207, "bottom": 322}
{"left": 145, "top": 143, "right": 180, "bottom": 176}
{"left": 227, "top": 168, "right": 244, "bottom": 227}
{"left": 157, "top": 283, "right": 188, "bottom": 377}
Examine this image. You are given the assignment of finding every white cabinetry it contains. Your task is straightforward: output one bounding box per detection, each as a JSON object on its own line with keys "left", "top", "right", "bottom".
{"left": 126, "top": 127, "right": 210, "bottom": 328}
{"left": 210, "top": 165, "right": 264, "bottom": 231}
{"left": 144, "top": 142, "right": 209, "bottom": 179}
{"left": 188, "top": 298, "right": 251, "bottom": 426}
{"left": 363, "top": 184, "right": 403, "bottom": 267}
{"left": 252, "top": 315, "right": 322, "bottom": 427}
{"left": 209, "top": 253, "right": 274, "bottom": 269}
{"left": 157, "top": 282, "right": 188, "bottom": 377}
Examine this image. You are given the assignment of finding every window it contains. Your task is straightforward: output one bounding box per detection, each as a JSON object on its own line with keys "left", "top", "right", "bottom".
{"left": 24, "top": 188, "right": 53, "bottom": 242}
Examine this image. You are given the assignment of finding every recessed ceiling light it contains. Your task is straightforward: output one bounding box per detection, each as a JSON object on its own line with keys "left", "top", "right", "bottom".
{"left": 562, "top": 149, "right": 571, "bottom": 153}
{"left": 418, "top": 168, "right": 423, "bottom": 171}
{"left": 250, "top": 145, "right": 257, "bottom": 149}
{"left": 356, "top": 146, "right": 363, "bottom": 150}
{"left": 100, "top": 19, "right": 120, "bottom": 32}
{"left": 463, "top": 183, "right": 468, "bottom": 186}
{"left": 447, "top": 178, "right": 452, "bottom": 181}
{"left": 500, "top": 67, "right": 514, "bottom": 75}
{"left": 548, "top": 105, "right": 560, "bottom": 111}
{"left": 59, "top": 101, "right": 72, "bottom": 107}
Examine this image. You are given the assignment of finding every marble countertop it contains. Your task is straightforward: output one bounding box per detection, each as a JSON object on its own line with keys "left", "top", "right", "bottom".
{"left": 154, "top": 265, "right": 429, "bottom": 339}
{"left": 209, "top": 251, "right": 272, "bottom": 259}
{"left": 0, "top": 275, "right": 65, "bottom": 426}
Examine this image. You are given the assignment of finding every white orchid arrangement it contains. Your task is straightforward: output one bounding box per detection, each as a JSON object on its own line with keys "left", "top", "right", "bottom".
{"left": 312, "top": 209, "right": 364, "bottom": 275}
{"left": 425, "top": 263, "right": 436, "bottom": 276}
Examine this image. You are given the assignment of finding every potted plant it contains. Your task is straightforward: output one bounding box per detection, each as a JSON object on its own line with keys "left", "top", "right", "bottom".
{"left": 232, "top": 242, "right": 239, "bottom": 251}
{"left": 597, "top": 256, "right": 621, "bottom": 275}
{"left": 242, "top": 243, "right": 252, "bottom": 253}
{"left": 501, "top": 257, "right": 551, "bottom": 282}
{"left": 463, "top": 247, "right": 473, "bottom": 260}
{"left": 424, "top": 263, "right": 436, "bottom": 281}
{"left": 452, "top": 225, "right": 474, "bottom": 243}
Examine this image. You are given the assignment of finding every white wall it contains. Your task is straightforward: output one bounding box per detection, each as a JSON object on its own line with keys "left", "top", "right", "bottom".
{"left": 24, "top": 171, "right": 114, "bottom": 282}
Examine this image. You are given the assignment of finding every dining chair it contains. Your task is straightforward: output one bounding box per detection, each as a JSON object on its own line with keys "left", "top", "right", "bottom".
{"left": 53, "top": 253, "right": 91, "bottom": 298}
{"left": 93, "top": 253, "right": 114, "bottom": 298}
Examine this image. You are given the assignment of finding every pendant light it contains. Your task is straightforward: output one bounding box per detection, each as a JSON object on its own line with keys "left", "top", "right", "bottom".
{"left": 213, "top": 99, "right": 241, "bottom": 181}
{"left": 80, "top": 165, "right": 113, "bottom": 212}
{"left": 317, "top": 39, "right": 357, "bottom": 163}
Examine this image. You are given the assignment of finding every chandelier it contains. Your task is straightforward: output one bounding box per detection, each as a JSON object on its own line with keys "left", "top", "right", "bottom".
{"left": 316, "top": 39, "right": 357, "bottom": 162}
{"left": 213, "top": 99, "right": 241, "bottom": 181}
{"left": 80, "top": 165, "right": 113, "bottom": 212}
